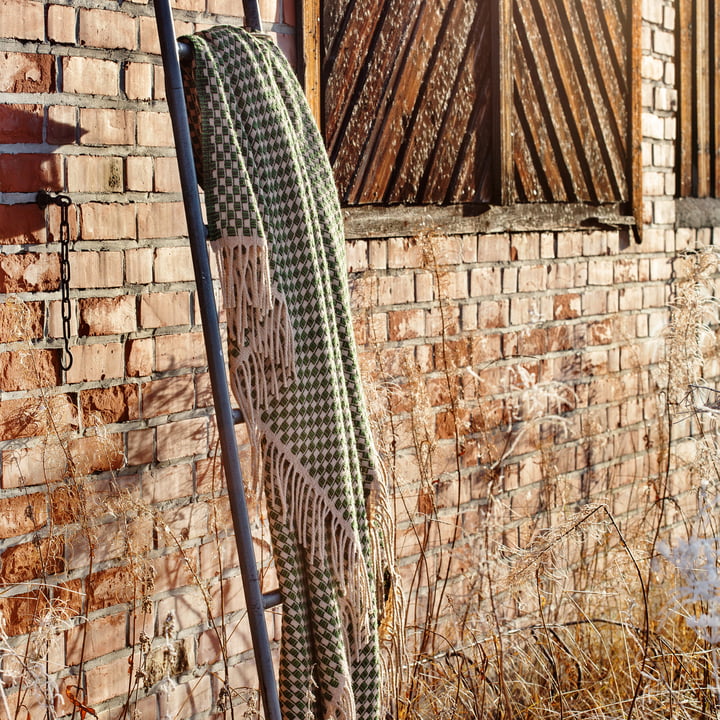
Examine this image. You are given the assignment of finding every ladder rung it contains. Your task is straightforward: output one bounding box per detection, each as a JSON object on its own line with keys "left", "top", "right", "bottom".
{"left": 232, "top": 408, "right": 244, "bottom": 424}
{"left": 263, "top": 589, "right": 282, "bottom": 609}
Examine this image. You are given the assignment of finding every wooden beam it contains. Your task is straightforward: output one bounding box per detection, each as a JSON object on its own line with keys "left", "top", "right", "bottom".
{"left": 678, "top": 0, "right": 693, "bottom": 196}
{"left": 491, "top": 0, "right": 514, "bottom": 204}
{"left": 629, "top": 0, "right": 643, "bottom": 240}
{"left": 341, "top": 202, "right": 634, "bottom": 239}
{"left": 298, "top": 0, "right": 322, "bottom": 127}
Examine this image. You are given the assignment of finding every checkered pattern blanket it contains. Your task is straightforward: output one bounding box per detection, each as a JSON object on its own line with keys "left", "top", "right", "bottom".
{"left": 183, "top": 26, "right": 401, "bottom": 720}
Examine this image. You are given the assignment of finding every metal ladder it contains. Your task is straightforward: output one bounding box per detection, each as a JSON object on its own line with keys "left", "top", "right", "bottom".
{"left": 153, "top": 2, "right": 282, "bottom": 719}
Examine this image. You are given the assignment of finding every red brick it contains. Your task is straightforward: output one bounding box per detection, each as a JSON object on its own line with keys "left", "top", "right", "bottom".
{"left": 127, "top": 427, "right": 154, "bottom": 465}
{"left": 2, "top": 440, "right": 67, "bottom": 489}
{"left": 125, "top": 156, "right": 153, "bottom": 192}
{"left": 78, "top": 8, "right": 137, "bottom": 50}
{"left": 0, "top": 590, "right": 44, "bottom": 636}
{"left": 62, "top": 56, "right": 119, "bottom": 96}
{"left": 156, "top": 417, "right": 208, "bottom": 461}
{"left": 0, "top": 0, "right": 44, "bottom": 41}
{"left": 0, "top": 52, "right": 54, "bottom": 93}
{"left": 126, "top": 337, "right": 153, "bottom": 377}
{"left": 68, "top": 155, "right": 124, "bottom": 193}
{"left": 124, "top": 61, "right": 152, "bottom": 101}
{"left": 47, "top": 104, "right": 77, "bottom": 145}
{"left": 152, "top": 549, "right": 197, "bottom": 592}
{"left": 142, "top": 375, "right": 194, "bottom": 418}
{"left": 140, "top": 292, "right": 190, "bottom": 329}
{"left": 153, "top": 156, "right": 181, "bottom": 193}
{"left": 78, "top": 295, "right": 137, "bottom": 336}
{"left": 142, "top": 464, "right": 194, "bottom": 504}
{"left": 553, "top": 293, "right": 581, "bottom": 320}
{"left": 154, "top": 246, "right": 194, "bottom": 283}
{"left": 0, "top": 348, "right": 59, "bottom": 391}
{"left": 0, "top": 153, "right": 63, "bottom": 192}
{"left": 155, "top": 332, "right": 205, "bottom": 372}
{"left": 0, "top": 300, "right": 43, "bottom": 342}
{"left": 138, "top": 16, "right": 161, "bottom": 54}
{"left": 0, "top": 493, "right": 47, "bottom": 539}
{"left": 0, "top": 537, "right": 64, "bottom": 583}
{"left": 68, "top": 433, "right": 124, "bottom": 476}
{"left": 70, "top": 251, "right": 124, "bottom": 289}
{"left": 0, "top": 204, "right": 46, "bottom": 244}
{"left": 80, "top": 202, "right": 135, "bottom": 241}
{"left": 66, "top": 613, "right": 127, "bottom": 666}
{"left": 79, "top": 108, "right": 135, "bottom": 146}
{"left": 137, "top": 202, "right": 187, "bottom": 239}
{"left": 47, "top": 4, "right": 76, "bottom": 43}
{"left": 0, "top": 104, "right": 43, "bottom": 143}
{"left": 65, "top": 342, "right": 124, "bottom": 383}
{"left": 388, "top": 309, "right": 425, "bottom": 341}
{"left": 0, "top": 252, "right": 59, "bottom": 292}
{"left": 137, "top": 111, "right": 174, "bottom": 147}
{"left": 81, "top": 385, "right": 139, "bottom": 426}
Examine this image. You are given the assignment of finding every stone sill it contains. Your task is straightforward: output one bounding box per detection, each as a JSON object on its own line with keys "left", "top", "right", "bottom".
{"left": 342, "top": 202, "right": 635, "bottom": 240}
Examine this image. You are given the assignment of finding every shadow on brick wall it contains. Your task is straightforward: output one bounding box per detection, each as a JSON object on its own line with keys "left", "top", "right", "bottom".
{"left": 0, "top": 106, "right": 84, "bottom": 243}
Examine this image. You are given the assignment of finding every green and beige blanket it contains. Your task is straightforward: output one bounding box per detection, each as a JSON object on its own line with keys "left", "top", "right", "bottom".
{"left": 183, "top": 26, "right": 401, "bottom": 720}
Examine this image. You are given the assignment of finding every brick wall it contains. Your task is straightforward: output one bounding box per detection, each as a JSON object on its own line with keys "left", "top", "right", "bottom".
{"left": 0, "top": 0, "right": 716, "bottom": 717}
{"left": 0, "top": 1, "right": 292, "bottom": 718}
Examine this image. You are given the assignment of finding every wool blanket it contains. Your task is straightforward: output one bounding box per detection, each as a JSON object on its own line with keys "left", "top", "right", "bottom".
{"left": 183, "top": 26, "right": 401, "bottom": 720}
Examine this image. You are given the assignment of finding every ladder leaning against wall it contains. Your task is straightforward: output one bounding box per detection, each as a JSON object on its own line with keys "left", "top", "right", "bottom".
{"left": 152, "top": 2, "right": 282, "bottom": 719}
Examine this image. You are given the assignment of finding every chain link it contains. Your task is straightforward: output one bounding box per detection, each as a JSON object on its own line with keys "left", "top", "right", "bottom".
{"left": 58, "top": 198, "right": 73, "bottom": 371}
{"left": 36, "top": 191, "right": 74, "bottom": 372}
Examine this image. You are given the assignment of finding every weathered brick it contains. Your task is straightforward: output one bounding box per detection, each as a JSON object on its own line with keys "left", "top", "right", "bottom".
{"left": 67, "top": 156, "right": 124, "bottom": 193}
{"left": 0, "top": 493, "right": 47, "bottom": 539}
{"left": 80, "top": 202, "right": 135, "bottom": 240}
{"left": 62, "top": 56, "right": 119, "bottom": 96}
{"left": 70, "top": 251, "right": 124, "bottom": 288}
{"left": 388, "top": 309, "right": 425, "bottom": 341}
{"left": 0, "top": 536, "right": 64, "bottom": 583}
{"left": 0, "top": 153, "right": 63, "bottom": 192}
{"left": 0, "top": 103, "right": 43, "bottom": 143}
{"left": 81, "top": 384, "right": 139, "bottom": 426}
{"left": 0, "top": 348, "right": 59, "bottom": 391}
{"left": 137, "top": 202, "right": 187, "bottom": 239}
{"left": 47, "top": 4, "right": 76, "bottom": 43}
{"left": 0, "top": 51, "right": 54, "bottom": 92}
{"left": 124, "top": 61, "right": 152, "bottom": 101}
{"left": 142, "top": 374, "right": 194, "bottom": 418}
{"left": 79, "top": 108, "right": 135, "bottom": 145}
{"left": 66, "top": 613, "right": 127, "bottom": 666}
{"left": 68, "top": 433, "right": 124, "bottom": 475}
{"left": 78, "top": 295, "right": 136, "bottom": 336}
{"left": 78, "top": 8, "right": 137, "bottom": 50}
{"left": 156, "top": 417, "right": 208, "bottom": 461}
{"left": 47, "top": 104, "right": 77, "bottom": 144}
{"left": 137, "top": 111, "right": 174, "bottom": 147}
{"left": 0, "top": 204, "right": 45, "bottom": 244}
{"left": 0, "top": 252, "right": 59, "bottom": 292}
{"left": 154, "top": 246, "right": 194, "bottom": 283}
{"left": 0, "top": 0, "right": 44, "bottom": 41}
{"left": 65, "top": 342, "right": 124, "bottom": 383}
{"left": 126, "top": 337, "right": 153, "bottom": 377}
{"left": 139, "top": 291, "right": 190, "bottom": 329}
{"left": 142, "top": 463, "right": 194, "bottom": 504}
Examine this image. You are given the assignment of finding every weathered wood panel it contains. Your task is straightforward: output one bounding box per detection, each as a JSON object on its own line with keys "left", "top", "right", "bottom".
{"left": 512, "top": 0, "right": 629, "bottom": 203}
{"left": 322, "top": 0, "right": 493, "bottom": 205}
{"left": 678, "top": 0, "right": 720, "bottom": 198}
{"left": 323, "top": 0, "right": 633, "bottom": 207}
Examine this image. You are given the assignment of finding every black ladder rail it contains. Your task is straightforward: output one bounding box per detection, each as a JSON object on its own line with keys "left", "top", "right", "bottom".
{"left": 152, "top": 3, "right": 282, "bottom": 720}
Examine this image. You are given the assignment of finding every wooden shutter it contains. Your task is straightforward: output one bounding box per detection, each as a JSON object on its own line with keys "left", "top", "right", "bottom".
{"left": 322, "top": 0, "right": 493, "bottom": 205}
{"left": 322, "top": 0, "right": 635, "bottom": 209}
{"left": 511, "top": 0, "right": 630, "bottom": 204}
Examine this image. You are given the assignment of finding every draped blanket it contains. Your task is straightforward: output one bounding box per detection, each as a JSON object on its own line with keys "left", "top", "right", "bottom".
{"left": 183, "top": 26, "right": 401, "bottom": 720}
